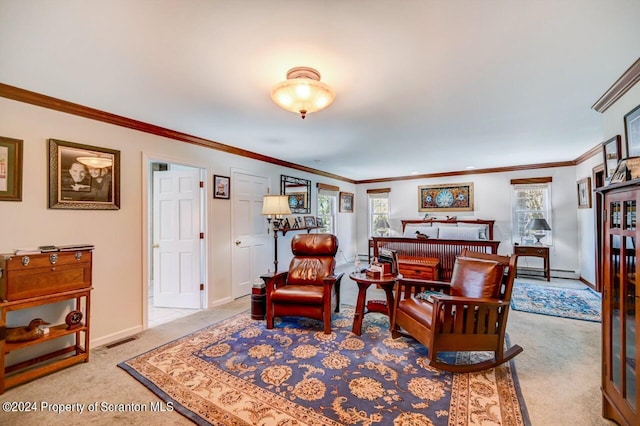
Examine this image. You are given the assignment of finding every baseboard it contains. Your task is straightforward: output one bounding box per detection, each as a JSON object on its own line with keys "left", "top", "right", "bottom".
{"left": 516, "top": 267, "right": 579, "bottom": 280}
{"left": 209, "top": 297, "right": 233, "bottom": 308}
{"left": 92, "top": 325, "right": 143, "bottom": 348}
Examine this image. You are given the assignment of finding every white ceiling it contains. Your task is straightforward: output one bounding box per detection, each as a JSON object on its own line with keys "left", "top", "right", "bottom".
{"left": 1, "top": 1, "right": 639, "bottom": 181}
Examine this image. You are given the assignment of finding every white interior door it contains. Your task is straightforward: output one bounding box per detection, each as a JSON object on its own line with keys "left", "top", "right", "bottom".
{"left": 153, "top": 169, "right": 202, "bottom": 308}
{"left": 232, "top": 171, "right": 270, "bottom": 299}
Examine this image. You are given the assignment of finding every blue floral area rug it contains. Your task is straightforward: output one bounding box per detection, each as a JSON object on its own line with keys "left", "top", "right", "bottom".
{"left": 119, "top": 308, "right": 528, "bottom": 425}
{"left": 510, "top": 281, "right": 601, "bottom": 322}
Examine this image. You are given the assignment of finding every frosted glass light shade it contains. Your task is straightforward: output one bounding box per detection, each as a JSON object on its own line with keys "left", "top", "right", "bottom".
{"left": 261, "top": 195, "right": 292, "bottom": 217}
{"left": 76, "top": 156, "right": 113, "bottom": 168}
{"left": 271, "top": 67, "right": 335, "bottom": 119}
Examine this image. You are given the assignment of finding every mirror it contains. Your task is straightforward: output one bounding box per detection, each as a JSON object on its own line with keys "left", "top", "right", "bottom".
{"left": 281, "top": 175, "right": 311, "bottom": 214}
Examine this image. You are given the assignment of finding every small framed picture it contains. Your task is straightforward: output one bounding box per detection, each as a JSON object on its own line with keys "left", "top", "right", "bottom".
{"left": 0, "top": 136, "right": 23, "bottom": 201}
{"left": 577, "top": 177, "right": 591, "bottom": 209}
{"left": 610, "top": 159, "right": 629, "bottom": 184}
{"left": 339, "top": 192, "right": 354, "bottom": 213}
{"left": 48, "top": 138, "right": 120, "bottom": 210}
{"left": 602, "top": 135, "right": 621, "bottom": 180}
{"left": 213, "top": 175, "right": 230, "bottom": 199}
{"left": 624, "top": 104, "right": 640, "bottom": 158}
{"left": 304, "top": 216, "right": 316, "bottom": 228}
{"left": 316, "top": 217, "right": 324, "bottom": 227}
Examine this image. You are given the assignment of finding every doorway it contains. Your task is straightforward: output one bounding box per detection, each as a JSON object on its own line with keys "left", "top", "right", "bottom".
{"left": 147, "top": 160, "right": 206, "bottom": 328}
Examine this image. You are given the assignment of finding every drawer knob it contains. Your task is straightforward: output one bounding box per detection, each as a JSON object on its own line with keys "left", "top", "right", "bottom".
{"left": 50, "top": 254, "right": 58, "bottom": 264}
{"left": 75, "top": 251, "right": 83, "bottom": 261}
{"left": 21, "top": 256, "right": 30, "bottom": 266}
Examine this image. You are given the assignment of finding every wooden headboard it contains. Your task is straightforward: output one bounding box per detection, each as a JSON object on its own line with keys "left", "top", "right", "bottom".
{"left": 400, "top": 219, "right": 495, "bottom": 240}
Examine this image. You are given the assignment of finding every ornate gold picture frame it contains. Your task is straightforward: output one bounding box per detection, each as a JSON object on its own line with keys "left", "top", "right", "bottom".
{"left": 418, "top": 182, "right": 474, "bottom": 212}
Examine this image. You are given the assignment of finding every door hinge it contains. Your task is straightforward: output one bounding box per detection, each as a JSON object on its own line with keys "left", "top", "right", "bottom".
{"left": 200, "top": 232, "right": 204, "bottom": 239}
{"left": 200, "top": 181, "right": 204, "bottom": 188}
{"left": 200, "top": 283, "right": 204, "bottom": 291}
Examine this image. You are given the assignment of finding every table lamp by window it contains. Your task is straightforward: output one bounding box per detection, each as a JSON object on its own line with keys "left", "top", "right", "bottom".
{"left": 261, "top": 195, "right": 292, "bottom": 272}
{"left": 375, "top": 216, "right": 390, "bottom": 236}
{"left": 526, "top": 218, "right": 551, "bottom": 245}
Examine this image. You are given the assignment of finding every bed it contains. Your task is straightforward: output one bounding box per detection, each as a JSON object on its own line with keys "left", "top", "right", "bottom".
{"left": 371, "top": 218, "right": 500, "bottom": 282}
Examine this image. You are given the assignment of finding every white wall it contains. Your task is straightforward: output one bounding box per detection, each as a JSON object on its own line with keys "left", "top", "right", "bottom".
{"left": 356, "top": 166, "right": 582, "bottom": 277}
{"left": 0, "top": 97, "right": 355, "bottom": 346}
{"left": 575, "top": 154, "right": 601, "bottom": 285}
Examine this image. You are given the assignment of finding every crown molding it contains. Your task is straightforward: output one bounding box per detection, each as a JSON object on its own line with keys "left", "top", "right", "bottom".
{"left": 592, "top": 57, "right": 640, "bottom": 113}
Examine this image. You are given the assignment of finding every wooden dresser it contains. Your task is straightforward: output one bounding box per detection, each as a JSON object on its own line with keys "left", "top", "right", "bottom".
{"left": 0, "top": 249, "right": 92, "bottom": 394}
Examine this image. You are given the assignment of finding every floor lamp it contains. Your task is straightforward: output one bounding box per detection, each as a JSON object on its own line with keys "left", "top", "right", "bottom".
{"left": 261, "top": 195, "right": 292, "bottom": 273}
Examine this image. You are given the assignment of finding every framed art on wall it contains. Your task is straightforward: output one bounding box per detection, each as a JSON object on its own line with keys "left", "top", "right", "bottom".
{"left": 602, "top": 135, "right": 621, "bottom": 180}
{"left": 48, "top": 138, "right": 120, "bottom": 210}
{"left": 625, "top": 104, "right": 640, "bottom": 158}
{"left": 418, "top": 182, "right": 474, "bottom": 212}
{"left": 339, "top": 192, "right": 354, "bottom": 213}
{"left": 577, "top": 177, "right": 592, "bottom": 209}
{"left": 0, "top": 136, "right": 23, "bottom": 201}
{"left": 213, "top": 175, "right": 230, "bottom": 199}
{"left": 304, "top": 216, "right": 316, "bottom": 228}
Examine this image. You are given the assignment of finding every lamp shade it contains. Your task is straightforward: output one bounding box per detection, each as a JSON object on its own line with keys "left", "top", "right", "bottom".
{"left": 526, "top": 218, "right": 552, "bottom": 231}
{"left": 375, "top": 217, "right": 390, "bottom": 229}
{"left": 271, "top": 67, "right": 335, "bottom": 119}
{"left": 261, "top": 195, "right": 292, "bottom": 217}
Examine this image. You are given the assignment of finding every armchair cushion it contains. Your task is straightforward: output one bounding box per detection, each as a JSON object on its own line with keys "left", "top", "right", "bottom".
{"left": 270, "top": 284, "right": 324, "bottom": 305}
{"left": 288, "top": 257, "right": 335, "bottom": 286}
{"left": 449, "top": 257, "right": 505, "bottom": 299}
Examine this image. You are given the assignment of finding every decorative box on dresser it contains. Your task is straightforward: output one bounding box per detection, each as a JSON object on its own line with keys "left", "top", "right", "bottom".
{"left": 0, "top": 248, "right": 92, "bottom": 394}
{"left": 598, "top": 180, "right": 639, "bottom": 425}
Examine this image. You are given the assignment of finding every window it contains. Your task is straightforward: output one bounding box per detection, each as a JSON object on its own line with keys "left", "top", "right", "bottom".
{"left": 317, "top": 190, "right": 336, "bottom": 234}
{"left": 368, "top": 189, "right": 390, "bottom": 237}
{"left": 511, "top": 183, "right": 552, "bottom": 245}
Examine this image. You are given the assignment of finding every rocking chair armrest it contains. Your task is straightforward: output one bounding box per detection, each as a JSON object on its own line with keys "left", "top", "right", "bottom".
{"left": 430, "top": 294, "right": 508, "bottom": 307}
{"left": 395, "top": 278, "right": 452, "bottom": 300}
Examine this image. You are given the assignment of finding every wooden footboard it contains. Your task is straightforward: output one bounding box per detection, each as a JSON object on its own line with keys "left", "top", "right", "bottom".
{"left": 372, "top": 237, "right": 500, "bottom": 281}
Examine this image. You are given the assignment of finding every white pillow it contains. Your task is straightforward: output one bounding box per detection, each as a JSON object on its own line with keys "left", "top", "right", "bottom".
{"left": 438, "top": 226, "right": 483, "bottom": 240}
{"left": 403, "top": 225, "right": 438, "bottom": 238}
{"left": 458, "top": 223, "right": 489, "bottom": 239}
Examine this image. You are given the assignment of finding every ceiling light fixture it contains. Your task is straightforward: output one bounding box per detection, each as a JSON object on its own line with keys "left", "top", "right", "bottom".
{"left": 270, "top": 67, "right": 335, "bottom": 119}
{"left": 76, "top": 156, "right": 113, "bottom": 168}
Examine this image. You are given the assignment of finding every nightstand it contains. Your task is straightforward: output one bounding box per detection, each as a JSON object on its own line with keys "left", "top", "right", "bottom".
{"left": 513, "top": 245, "right": 550, "bottom": 281}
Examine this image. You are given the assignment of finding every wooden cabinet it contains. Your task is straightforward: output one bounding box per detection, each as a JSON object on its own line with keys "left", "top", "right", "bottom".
{"left": 0, "top": 249, "right": 92, "bottom": 394}
{"left": 599, "top": 181, "right": 639, "bottom": 425}
{"left": 398, "top": 258, "right": 439, "bottom": 280}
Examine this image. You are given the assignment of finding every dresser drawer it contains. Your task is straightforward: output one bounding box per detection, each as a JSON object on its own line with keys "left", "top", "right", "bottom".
{"left": 0, "top": 251, "right": 92, "bottom": 301}
{"left": 514, "top": 246, "right": 548, "bottom": 256}
{"left": 398, "top": 259, "right": 439, "bottom": 280}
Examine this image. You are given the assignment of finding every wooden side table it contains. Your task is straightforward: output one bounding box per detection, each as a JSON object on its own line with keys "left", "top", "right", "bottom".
{"left": 513, "top": 245, "right": 550, "bottom": 281}
{"left": 349, "top": 272, "right": 400, "bottom": 336}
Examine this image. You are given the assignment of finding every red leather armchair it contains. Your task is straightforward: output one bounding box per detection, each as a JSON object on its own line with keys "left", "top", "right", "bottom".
{"left": 262, "top": 234, "right": 344, "bottom": 334}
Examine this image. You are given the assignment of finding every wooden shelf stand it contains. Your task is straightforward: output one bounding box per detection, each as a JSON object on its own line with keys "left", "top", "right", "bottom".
{"left": 0, "top": 249, "right": 92, "bottom": 394}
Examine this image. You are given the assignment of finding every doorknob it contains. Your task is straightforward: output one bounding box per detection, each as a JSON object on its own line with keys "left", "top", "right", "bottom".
{"left": 152, "top": 243, "right": 160, "bottom": 248}
{"left": 235, "top": 240, "right": 241, "bottom": 245}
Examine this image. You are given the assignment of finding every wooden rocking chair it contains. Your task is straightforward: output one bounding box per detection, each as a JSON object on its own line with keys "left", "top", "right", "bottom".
{"left": 390, "top": 249, "right": 523, "bottom": 372}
